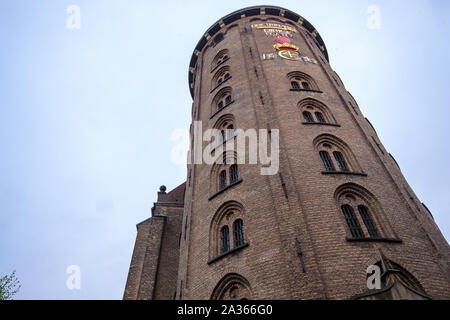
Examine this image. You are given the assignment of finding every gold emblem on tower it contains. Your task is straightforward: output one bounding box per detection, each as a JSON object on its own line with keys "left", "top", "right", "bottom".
{"left": 273, "top": 37, "right": 301, "bottom": 61}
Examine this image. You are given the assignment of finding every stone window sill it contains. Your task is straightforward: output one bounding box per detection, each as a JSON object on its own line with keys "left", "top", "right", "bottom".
{"left": 207, "top": 243, "right": 249, "bottom": 265}
{"left": 208, "top": 179, "right": 243, "bottom": 201}
{"left": 302, "top": 122, "right": 340, "bottom": 127}
{"left": 210, "top": 101, "right": 235, "bottom": 119}
{"left": 321, "top": 171, "right": 368, "bottom": 177}
{"left": 346, "top": 237, "right": 402, "bottom": 244}
{"left": 290, "top": 88, "right": 323, "bottom": 94}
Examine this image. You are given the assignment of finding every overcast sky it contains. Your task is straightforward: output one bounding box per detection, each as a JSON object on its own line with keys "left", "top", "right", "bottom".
{"left": 0, "top": 0, "right": 448, "bottom": 299}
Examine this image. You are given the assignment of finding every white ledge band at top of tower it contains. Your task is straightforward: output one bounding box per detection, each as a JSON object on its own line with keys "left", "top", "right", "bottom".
{"left": 188, "top": 5, "right": 329, "bottom": 99}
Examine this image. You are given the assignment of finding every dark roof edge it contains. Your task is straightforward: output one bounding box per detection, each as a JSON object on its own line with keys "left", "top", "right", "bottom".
{"left": 188, "top": 5, "right": 329, "bottom": 99}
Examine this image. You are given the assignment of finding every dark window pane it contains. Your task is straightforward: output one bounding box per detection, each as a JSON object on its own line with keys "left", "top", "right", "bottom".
{"left": 319, "top": 151, "right": 335, "bottom": 171}
{"left": 315, "top": 112, "right": 325, "bottom": 123}
{"left": 218, "top": 101, "right": 224, "bottom": 110}
{"left": 291, "top": 81, "right": 300, "bottom": 89}
{"left": 333, "top": 151, "right": 349, "bottom": 172}
{"left": 219, "top": 170, "right": 227, "bottom": 190}
{"left": 233, "top": 219, "right": 244, "bottom": 247}
{"left": 227, "top": 125, "right": 234, "bottom": 140}
{"left": 221, "top": 226, "right": 230, "bottom": 253}
{"left": 358, "top": 206, "right": 379, "bottom": 238}
{"left": 230, "top": 164, "right": 239, "bottom": 184}
{"left": 302, "top": 82, "right": 310, "bottom": 90}
{"left": 303, "top": 111, "right": 314, "bottom": 123}
{"left": 341, "top": 205, "right": 364, "bottom": 238}
{"left": 225, "top": 95, "right": 232, "bottom": 105}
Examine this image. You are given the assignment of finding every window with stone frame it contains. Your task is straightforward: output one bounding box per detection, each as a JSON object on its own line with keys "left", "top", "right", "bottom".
{"left": 209, "top": 201, "right": 247, "bottom": 261}
{"left": 314, "top": 134, "right": 363, "bottom": 174}
{"left": 334, "top": 183, "right": 393, "bottom": 241}
{"left": 298, "top": 98, "right": 337, "bottom": 125}
{"left": 211, "top": 87, "right": 233, "bottom": 114}
{"left": 211, "top": 49, "right": 229, "bottom": 70}
{"left": 288, "top": 71, "right": 319, "bottom": 91}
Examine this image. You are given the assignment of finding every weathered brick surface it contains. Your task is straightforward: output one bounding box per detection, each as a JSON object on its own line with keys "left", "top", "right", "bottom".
{"left": 125, "top": 6, "right": 450, "bottom": 300}
{"left": 123, "top": 183, "right": 184, "bottom": 300}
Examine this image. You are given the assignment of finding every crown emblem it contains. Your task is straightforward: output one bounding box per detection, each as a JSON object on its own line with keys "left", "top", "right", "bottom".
{"left": 273, "top": 37, "right": 298, "bottom": 52}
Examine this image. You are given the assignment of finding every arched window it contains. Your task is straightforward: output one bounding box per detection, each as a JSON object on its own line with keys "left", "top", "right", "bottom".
{"left": 298, "top": 98, "right": 337, "bottom": 125}
{"left": 209, "top": 201, "right": 247, "bottom": 261}
{"left": 291, "top": 81, "right": 300, "bottom": 89}
{"left": 303, "top": 111, "right": 314, "bottom": 123}
{"left": 211, "top": 49, "right": 229, "bottom": 70}
{"left": 219, "top": 170, "right": 227, "bottom": 190}
{"left": 320, "top": 151, "right": 335, "bottom": 172}
{"left": 230, "top": 164, "right": 239, "bottom": 184}
{"left": 212, "top": 114, "right": 235, "bottom": 149}
{"left": 221, "top": 226, "right": 230, "bottom": 253}
{"left": 315, "top": 112, "right": 325, "bottom": 123}
{"left": 314, "top": 134, "right": 363, "bottom": 174}
{"left": 335, "top": 183, "right": 396, "bottom": 240}
{"left": 333, "top": 151, "right": 349, "bottom": 172}
{"left": 210, "top": 273, "right": 252, "bottom": 300}
{"left": 358, "top": 205, "right": 379, "bottom": 238}
{"left": 341, "top": 205, "right": 364, "bottom": 238}
{"left": 211, "top": 87, "right": 233, "bottom": 115}
{"left": 226, "top": 125, "right": 234, "bottom": 140}
{"left": 233, "top": 219, "right": 244, "bottom": 247}
{"left": 212, "top": 66, "right": 231, "bottom": 90}
{"left": 287, "top": 71, "right": 319, "bottom": 91}
{"left": 210, "top": 150, "right": 240, "bottom": 196}
{"left": 302, "top": 82, "right": 310, "bottom": 90}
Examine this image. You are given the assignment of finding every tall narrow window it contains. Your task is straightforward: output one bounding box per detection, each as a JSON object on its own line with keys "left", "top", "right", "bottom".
{"left": 303, "top": 111, "right": 314, "bottom": 123}
{"left": 219, "top": 170, "right": 227, "bottom": 190}
{"left": 220, "top": 130, "right": 227, "bottom": 143}
{"left": 218, "top": 101, "right": 224, "bottom": 110}
{"left": 358, "top": 206, "right": 379, "bottom": 238}
{"left": 333, "top": 151, "right": 349, "bottom": 172}
{"left": 320, "top": 151, "right": 335, "bottom": 171}
{"left": 341, "top": 205, "right": 364, "bottom": 238}
{"left": 230, "top": 164, "right": 239, "bottom": 184}
{"left": 315, "top": 112, "right": 325, "bottom": 123}
{"left": 221, "top": 226, "right": 230, "bottom": 253}
{"left": 233, "top": 219, "right": 244, "bottom": 247}
{"left": 225, "top": 95, "right": 232, "bottom": 105}
{"left": 291, "top": 81, "right": 300, "bottom": 89}
{"left": 226, "top": 125, "right": 234, "bottom": 140}
{"left": 302, "top": 82, "right": 310, "bottom": 90}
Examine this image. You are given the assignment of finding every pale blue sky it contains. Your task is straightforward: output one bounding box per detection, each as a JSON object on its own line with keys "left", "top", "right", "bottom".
{"left": 0, "top": 0, "right": 448, "bottom": 299}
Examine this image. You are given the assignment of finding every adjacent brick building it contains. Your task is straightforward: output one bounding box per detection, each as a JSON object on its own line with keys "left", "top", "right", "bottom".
{"left": 124, "top": 5, "right": 450, "bottom": 300}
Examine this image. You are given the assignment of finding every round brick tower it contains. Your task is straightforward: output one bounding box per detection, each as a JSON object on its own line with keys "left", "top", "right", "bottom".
{"left": 177, "top": 5, "right": 450, "bottom": 300}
